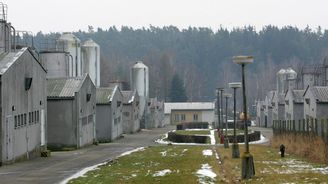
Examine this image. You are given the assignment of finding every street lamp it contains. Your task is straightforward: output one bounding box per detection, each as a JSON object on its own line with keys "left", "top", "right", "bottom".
{"left": 233, "top": 55, "right": 255, "bottom": 179}
{"left": 223, "top": 93, "right": 232, "bottom": 149}
{"left": 218, "top": 88, "right": 225, "bottom": 143}
{"left": 229, "top": 82, "right": 242, "bottom": 158}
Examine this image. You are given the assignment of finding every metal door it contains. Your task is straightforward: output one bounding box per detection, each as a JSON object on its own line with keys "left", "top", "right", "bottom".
{"left": 5, "top": 115, "right": 13, "bottom": 161}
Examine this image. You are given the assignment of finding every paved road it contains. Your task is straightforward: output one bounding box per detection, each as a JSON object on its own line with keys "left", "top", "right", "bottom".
{"left": 0, "top": 126, "right": 174, "bottom": 184}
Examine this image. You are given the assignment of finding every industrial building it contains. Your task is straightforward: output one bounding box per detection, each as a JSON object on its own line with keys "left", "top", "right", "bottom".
{"left": 146, "top": 98, "right": 165, "bottom": 128}
{"left": 263, "top": 91, "right": 275, "bottom": 127}
{"left": 164, "top": 102, "right": 215, "bottom": 125}
{"left": 255, "top": 100, "right": 265, "bottom": 127}
{"left": 96, "top": 86, "right": 123, "bottom": 142}
{"left": 47, "top": 74, "right": 96, "bottom": 150}
{"left": 303, "top": 86, "right": 328, "bottom": 120}
{"left": 122, "top": 90, "right": 140, "bottom": 134}
{"left": 0, "top": 5, "right": 47, "bottom": 164}
{"left": 131, "top": 61, "right": 149, "bottom": 128}
{"left": 284, "top": 89, "right": 304, "bottom": 121}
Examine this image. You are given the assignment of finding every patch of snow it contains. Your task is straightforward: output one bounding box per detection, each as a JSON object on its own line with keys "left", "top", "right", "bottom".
{"left": 59, "top": 162, "right": 107, "bottom": 184}
{"left": 131, "top": 174, "right": 137, "bottom": 177}
{"left": 182, "top": 149, "right": 188, "bottom": 153}
{"left": 160, "top": 151, "right": 167, "bottom": 157}
{"left": 185, "top": 128, "right": 210, "bottom": 131}
{"left": 202, "top": 149, "right": 213, "bottom": 156}
{"left": 152, "top": 169, "right": 172, "bottom": 177}
{"left": 119, "top": 147, "right": 145, "bottom": 157}
{"left": 196, "top": 164, "right": 217, "bottom": 184}
{"left": 210, "top": 130, "right": 216, "bottom": 145}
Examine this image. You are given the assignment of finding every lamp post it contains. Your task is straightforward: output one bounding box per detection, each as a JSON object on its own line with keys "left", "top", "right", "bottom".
{"left": 229, "top": 82, "right": 242, "bottom": 158}
{"left": 233, "top": 55, "right": 255, "bottom": 179}
{"left": 218, "top": 88, "right": 224, "bottom": 144}
{"left": 216, "top": 88, "right": 220, "bottom": 130}
{"left": 223, "top": 93, "right": 232, "bottom": 148}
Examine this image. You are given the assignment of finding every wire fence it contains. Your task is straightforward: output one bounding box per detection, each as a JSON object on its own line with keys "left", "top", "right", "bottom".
{"left": 272, "top": 119, "right": 328, "bottom": 142}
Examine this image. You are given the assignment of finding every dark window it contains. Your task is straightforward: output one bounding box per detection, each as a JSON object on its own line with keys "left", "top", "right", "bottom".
{"left": 24, "top": 114, "right": 27, "bottom": 126}
{"left": 14, "top": 116, "right": 17, "bottom": 128}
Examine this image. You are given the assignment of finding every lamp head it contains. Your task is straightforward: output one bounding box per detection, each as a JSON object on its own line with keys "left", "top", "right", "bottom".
{"left": 233, "top": 55, "right": 254, "bottom": 65}
{"left": 217, "top": 87, "right": 224, "bottom": 92}
{"left": 223, "top": 93, "right": 232, "bottom": 98}
{"left": 229, "top": 82, "right": 242, "bottom": 89}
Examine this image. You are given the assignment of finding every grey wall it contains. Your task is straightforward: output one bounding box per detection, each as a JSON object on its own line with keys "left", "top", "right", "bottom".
{"left": 1, "top": 49, "right": 47, "bottom": 164}
{"left": 96, "top": 105, "right": 112, "bottom": 142}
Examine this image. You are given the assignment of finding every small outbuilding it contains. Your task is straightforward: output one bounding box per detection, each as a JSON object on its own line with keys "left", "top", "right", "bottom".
{"left": 96, "top": 85, "right": 123, "bottom": 142}
{"left": 147, "top": 98, "right": 165, "bottom": 128}
{"left": 0, "top": 48, "right": 47, "bottom": 164}
{"left": 47, "top": 74, "right": 96, "bottom": 150}
{"left": 122, "top": 90, "right": 140, "bottom": 134}
{"left": 303, "top": 86, "right": 328, "bottom": 120}
{"left": 263, "top": 91, "right": 275, "bottom": 127}
{"left": 284, "top": 89, "right": 304, "bottom": 122}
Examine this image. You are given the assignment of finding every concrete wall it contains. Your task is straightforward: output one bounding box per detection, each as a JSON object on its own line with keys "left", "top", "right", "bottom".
{"left": 96, "top": 105, "right": 111, "bottom": 142}
{"left": 110, "top": 90, "right": 123, "bottom": 140}
{"left": 47, "top": 100, "right": 76, "bottom": 148}
{"left": 122, "top": 95, "right": 140, "bottom": 134}
{"left": 170, "top": 109, "right": 214, "bottom": 125}
{"left": 304, "top": 90, "right": 316, "bottom": 119}
{"left": 1, "top": 49, "right": 47, "bottom": 164}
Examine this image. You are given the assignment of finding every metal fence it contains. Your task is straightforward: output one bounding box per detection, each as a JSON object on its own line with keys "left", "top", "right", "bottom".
{"left": 272, "top": 119, "right": 328, "bottom": 142}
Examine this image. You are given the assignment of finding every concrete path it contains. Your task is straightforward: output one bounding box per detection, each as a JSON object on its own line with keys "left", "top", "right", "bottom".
{"left": 0, "top": 126, "right": 174, "bottom": 184}
{"left": 250, "top": 126, "right": 273, "bottom": 145}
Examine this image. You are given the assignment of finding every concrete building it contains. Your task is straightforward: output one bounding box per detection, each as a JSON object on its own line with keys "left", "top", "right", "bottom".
{"left": 164, "top": 102, "right": 215, "bottom": 125}
{"left": 0, "top": 47, "right": 47, "bottom": 164}
{"left": 47, "top": 74, "right": 96, "bottom": 150}
{"left": 256, "top": 100, "right": 265, "bottom": 127}
{"left": 122, "top": 90, "right": 140, "bottom": 134}
{"left": 147, "top": 98, "right": 165, "bottom": 128}
{"left": 303, "top": 86, "right": 328, "bottom": 120}
{"left": 96, "top": 86, "right": 123, "bottom": 142}
{"left": 284, "top": 89, "right": 304, "bottom": 121}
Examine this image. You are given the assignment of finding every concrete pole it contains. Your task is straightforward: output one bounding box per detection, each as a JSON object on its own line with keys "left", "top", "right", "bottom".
{"left": 232, "top": 87, "right": 240, "bottom": 158}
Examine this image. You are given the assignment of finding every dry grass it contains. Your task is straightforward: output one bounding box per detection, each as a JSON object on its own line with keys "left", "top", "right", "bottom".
{"left": 271, "top": 133, "right": 328, "bottom": 164}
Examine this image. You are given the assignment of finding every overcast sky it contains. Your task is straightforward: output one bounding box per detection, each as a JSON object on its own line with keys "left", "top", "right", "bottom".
{"left": 3, "top": 0, "right": 328, "bottom": 33}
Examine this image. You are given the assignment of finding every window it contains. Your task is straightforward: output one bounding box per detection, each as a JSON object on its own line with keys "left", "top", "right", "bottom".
{"left": 181, "top": 114, "right": 186, "bottom": 121}
{"left": 29, "top": 112, "right": 32, "bottom": 125}
{"left": 193, "top": 114, "right": 199, "bottom": 121}
{"left": 37, "top": 111, "right": 39, "bottom": 123}
{"left": 24, "top": 114, "right": 27, "bottom": 126}
{"left": 305, "top": 98, "right": 310, "bottom": 105}
{"left": 14, "top": 116, "right": 18, "bottom": 129}
{"left": 174, "top": 114, "right": 180, "bottom": 121}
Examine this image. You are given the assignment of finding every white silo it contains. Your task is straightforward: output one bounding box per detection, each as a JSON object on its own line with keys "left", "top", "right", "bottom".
{"left": 39, "top": 51, "right": 70, "bottom": 78}
{"left": 276, "top": 69, "right": 287, "bottom": 94}
{"left": 285, "top": 67, "right": 297, "bottom": 90}
{"left": 57, "top": 33, "right": 81, "bottom": 77}
{"left": 131, "top": 61, "right": 149, "bottom": 117}
{"left": 81, "top": 39, "right": 100, "bottom": 87}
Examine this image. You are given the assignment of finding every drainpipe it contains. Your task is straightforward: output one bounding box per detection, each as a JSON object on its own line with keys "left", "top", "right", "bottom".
{"left": 10, "top": 25, "right": 15, "bottom": 52}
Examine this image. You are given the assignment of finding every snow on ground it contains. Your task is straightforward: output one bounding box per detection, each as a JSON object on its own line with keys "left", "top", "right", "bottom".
{"left": 249, "top": 134, "right": 268, "bottom": 144}
{"left": 210, "top": 130, "right": 215, "bottom": 145}
{"left": 160, "top": 151, "right": 167, "bottom": 157}
{"left": 259, "top": 159, "right": 328, "bottom": 174}
{"left": 60, "top": 147, "right": 145, "bottom": 184}
{"left": 196, "top": 164, "right": 217, "bottom": 184}
{"left": 152, "top": 169, "right": 172, "bottom": 177}
{"left": 182, "top": 149, "right": 188, "bottom": 153}
{"left": 60, "top": 162, "right": 107, "bottom": 184}
{"left": 202, "top": 149, "right": 213, "bottom": 156}
{"left": 185, "top": 128, "right": 210, "bottom": 131}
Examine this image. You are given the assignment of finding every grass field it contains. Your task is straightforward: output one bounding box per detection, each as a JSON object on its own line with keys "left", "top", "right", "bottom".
{"left": 68, "top": 144, "right": 328, "bottom": 184}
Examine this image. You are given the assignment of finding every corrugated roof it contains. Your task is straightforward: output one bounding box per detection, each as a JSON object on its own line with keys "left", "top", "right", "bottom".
{"left": 292, "top": 90, "right": 304, "bottom": 103}
{"left": 122, "top": 90, "right": 136, "bottom": 104}
{"left": 96, "top": 87, "right": 114, "bottom": 104}
{"left": 47, "top": 76, "right": 85, "bottom": 98}
{"left": 311, "top": 86, "right": 328, "bottom": 103}
{"left": 164, "top": 102, "right": 215, "bottom": 114}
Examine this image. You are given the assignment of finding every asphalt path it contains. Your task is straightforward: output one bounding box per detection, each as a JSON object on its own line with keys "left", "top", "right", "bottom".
{"left": 0, "top": 126, "right": 174, "bottom": 184}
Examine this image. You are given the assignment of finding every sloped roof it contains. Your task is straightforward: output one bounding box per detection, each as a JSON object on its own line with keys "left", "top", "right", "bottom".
{"left": 292, "top": 90, "right": 304, "bottom": 103}
{"left": 47, "top": 76, "right": 85, "bottom": 99}
{"left": 164, "top": 102, "right": 215, "bottom": 114}
{"left": 309, "top": 86, "right": 328, "bottom": 103}
{"left": 96, "top": 87, "right": 114, "bottom": 104}
{"left": 122, "top": 90, "right": 136, "bottom": 104}
{"left": 0, "top": 47, "right": 46, "bottom": 75}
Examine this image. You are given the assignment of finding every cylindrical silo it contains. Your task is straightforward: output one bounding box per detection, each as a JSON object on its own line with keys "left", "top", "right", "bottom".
{"left": 57, "top": 33, "right": 81, "bottom": 77}
{"left": 131, "top": 61, "right": 149, "bottom": 117}
{"left": 276, "top": 69, "right": 287, "bottom": 94}
{"left": 81, "top": 39, "right": 100, "bottom": 87}
{"left": 285, "top": 67, "right": 297, "bottom": 90}
{"left": 39, "top": 51, "right": 70, "bottom": 78}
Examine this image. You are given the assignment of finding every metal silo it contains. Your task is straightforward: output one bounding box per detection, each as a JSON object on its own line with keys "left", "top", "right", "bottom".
{"left": 285, "top": 67, "right": 297, "bottom": 90}
{"left": 81, "top": 39, "right": 100, "bottom": 87}
{"left": 276, "top": 69, "right": 287, "bottom": 94}
{"left": 131, "top": 61, "right": 149, "bottom": 118}
{"left": 57, "top": 33, "right": 81, "bottom": 77}
{"left": 39, "top": 51, "right": 70, "bottom": 78}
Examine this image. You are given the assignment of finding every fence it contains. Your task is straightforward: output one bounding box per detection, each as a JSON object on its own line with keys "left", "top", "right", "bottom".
{"left": 272, "top": 119, "right": 328, "bottom": 142}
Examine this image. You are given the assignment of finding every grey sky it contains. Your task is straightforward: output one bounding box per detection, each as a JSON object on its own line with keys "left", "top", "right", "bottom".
{"left": 4, "top": 0, "right": 328, "bottom": 33}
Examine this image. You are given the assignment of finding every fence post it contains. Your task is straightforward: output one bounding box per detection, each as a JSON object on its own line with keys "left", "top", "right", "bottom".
{"left": 293, "top": 120, "right": 295, "bottom": 133}
{"left": 303, "top": 119, "right": 305, "bottom": 133}
{"left": 321, "top": 119, "right": 325, "bottom": 138}
{"left": 306, "top": 118, "right": 309, "bottom": 134}
{"left": 315, "top": 119, "right": 318, "bottom": 135}
{"left": 326, "top": 119, "right": 328, "bottom": 143}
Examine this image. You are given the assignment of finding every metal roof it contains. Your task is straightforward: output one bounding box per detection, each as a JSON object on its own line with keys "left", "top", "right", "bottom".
{"left": 310, "top": 86, "right": 328, "bottom": 103}
{"left": 96, "top": 87, "right": 114, "bottom": 104}
{"left": 47, "top": 76, "right": 85, "bottom": 99}
{"left": 164, "top": 102, "right": 215, "bottom": 114}
{"left": 122, "top": 90, "right": 136, "bottom": 104}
